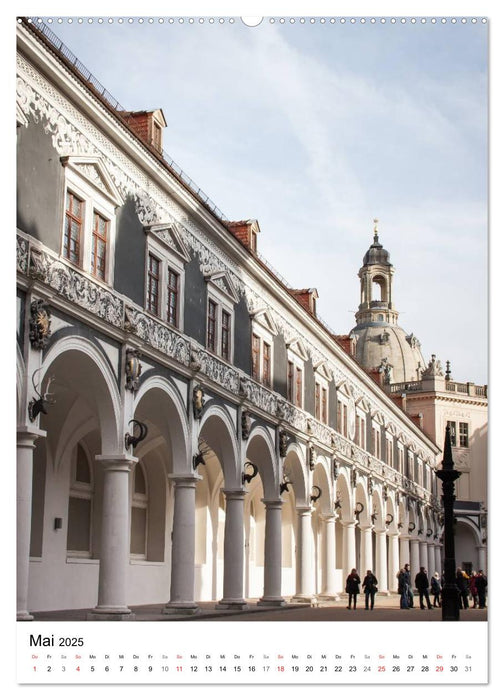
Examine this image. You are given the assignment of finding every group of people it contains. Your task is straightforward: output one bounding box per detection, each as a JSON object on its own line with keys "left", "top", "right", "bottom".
{"left": 456, "top": 567, "right": 488, "bottom": 609}
{"left": 345, "top": 565, "right": 488, "bottom": 611}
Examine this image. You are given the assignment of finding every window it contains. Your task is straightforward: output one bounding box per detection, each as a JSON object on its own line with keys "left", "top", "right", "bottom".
{"left": 315, "top": 381, "right": 328, "bottom": 423}
{"left": 130, "top": 462, "right": 148, "bottom": 558}
{"left": 207, "top": 300, "right": 217, "bottom": 352}
{"left": 251, "top": 333, "right": 272, "bottom": 386}
{"left": 144, "top": 225, "right": 188, "bottom": 330}
{"left": 286, "top": 359, "right": 303, "bottom": 406}
{"left": 167, "top": 268, "right": 179, "bottom": 326}
{"left": 90, "top": 211, "right": 109, "bottom": 280}
{"left": 448, "top": 421, "right": 457, "bottom": 447}
{"left": 147, "top": 253, "right": 160, "bottom": 315}
{"left": 67, "top": 443, "right": 94, "bottom": 558}
{"left": 459, "top": 422, "right": 469, "bottom": 448}
{"left": 337, "top": 400, "right": 348, "bottom": 437}
{"left": 64, "top": 191, "right": 83, "bottom": 264}
{"left": 221, "top": 310, "right": 231, "bottom": 361}
{"left": 204, "top": 270, "right": 238, "bottom": 362}
{"left": 397, "top": 444, "right": 405, "bottom": 474}
{"left": 372, "top": 423, "right": 381, "bottom": 458}
{"left": 356, "top": 412, "right": 366, "bottom": 449}
{"left": 61, "top": 156, "right": 123, "bottom": 284}
{"left": 386, "top": 436, "right": 394, "bottom": 467}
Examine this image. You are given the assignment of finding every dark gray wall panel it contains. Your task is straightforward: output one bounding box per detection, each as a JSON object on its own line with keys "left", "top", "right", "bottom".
{"left": 328, "top": 381, "right": 337, "bottom": 429}
{"left": 184, "top": 255, "right": 206, "bottom": 346}
{"left": 114, "top": 196, "right": 145, "bottom": 306}
{"left": 233, "top": 296, "right": 251, "bottom": 373}
{"left": 17, "top": 120, "right": 64, "bottom": 251}
{"left": 273, "top": 333, "right": 287, "bottom": 396}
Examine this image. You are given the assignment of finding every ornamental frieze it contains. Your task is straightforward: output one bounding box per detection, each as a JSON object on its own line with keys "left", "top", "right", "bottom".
{"left": 124, "top": 306, "right": 190, "bottom": 365}
{"left": 198, "top": 351, "right": 240, "bottom": 394}
{"left": 16, "top": 235, "right": 29, "bottom": 274}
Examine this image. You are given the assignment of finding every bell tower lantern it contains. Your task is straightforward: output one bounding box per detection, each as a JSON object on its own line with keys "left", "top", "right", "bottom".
{"left": 355, "top": 219, "right": 398, "bottom": 327}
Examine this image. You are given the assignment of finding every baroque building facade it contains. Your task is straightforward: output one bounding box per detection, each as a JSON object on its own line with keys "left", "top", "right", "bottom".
{"left": 17, "top": 19, "right": 443, "bottom": 620}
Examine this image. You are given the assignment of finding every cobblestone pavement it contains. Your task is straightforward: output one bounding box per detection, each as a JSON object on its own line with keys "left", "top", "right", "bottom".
{"left": 30, "top": 594, "right": 487, "bottom": 622}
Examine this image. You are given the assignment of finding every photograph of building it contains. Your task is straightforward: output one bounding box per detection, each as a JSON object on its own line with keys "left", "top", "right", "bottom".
{"left": 16, "top": 16, "right": 487, "bottom": 621}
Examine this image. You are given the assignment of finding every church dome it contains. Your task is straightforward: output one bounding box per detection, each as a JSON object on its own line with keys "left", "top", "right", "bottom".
{"left": 363, "top": 233, "right": 391, "bottom": 266}
{"left": 351, "top": 323, "right": 426, "bottom": 384}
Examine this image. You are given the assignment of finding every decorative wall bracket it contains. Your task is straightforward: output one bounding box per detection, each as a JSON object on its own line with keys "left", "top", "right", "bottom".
{"left": 29, "top": 299, "right": 51, "bottom": 350}
{"left": 28, "top": 369, "right": 55, "bottom": 422}
{"left": 125, "top": 348, "right": 142, "bottom": 392}
{"left": 192, "top": 384, "right": 205, "bottom": 420}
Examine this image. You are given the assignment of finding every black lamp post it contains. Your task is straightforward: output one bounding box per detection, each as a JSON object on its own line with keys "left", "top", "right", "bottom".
{"left": 436, "top": 423, "right": 461, "bottom": 621}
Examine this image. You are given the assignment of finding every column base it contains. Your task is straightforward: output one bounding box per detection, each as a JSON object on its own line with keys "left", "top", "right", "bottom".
{"left": 377, "top": 591, "right": 391, "bottom": 596}
{"left": 163, "top": 602, "right": 200, "bottom": 616}
{"left": 257, "top": 596, "right": 287, "bottom": 607}
{"left": 317, "top": 593, "right": 341, "bottom": 602}
{"left": 215, "top": 599, "right": 249, "bottom": 611}
{"left": 290, "top": 595, "right": 318, "bottom": 604}
{"left": 17, "top": 611, "right": 34, "bottom": 621}
{"left": 87, "top": 606, "right": 135, "bottom": 621}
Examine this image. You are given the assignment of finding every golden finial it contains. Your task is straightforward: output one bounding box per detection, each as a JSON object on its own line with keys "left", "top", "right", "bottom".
{"left": 373, "top": 218, "right": 379, "bottom": 235}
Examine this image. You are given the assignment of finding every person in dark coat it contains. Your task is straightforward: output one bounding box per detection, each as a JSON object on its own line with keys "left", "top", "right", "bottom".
{"left": 456, "top": 567, "right": 470, "bottom": 609}
{"left": 430, "top": 572, "right": 441, "bottom": 607}
{"left": 345, "top": 568, "right": 361, "bottom": 609}
{"left": 398, "top": 568, "right": 409, "bottom": 609}
{"left": 415, "top": 566, "right": 433, "bottom": 609}
{"left": 363, "top": 570, "right": 378, "bottom": 610}
{"left": 474, "top": 570, "right": 487, "bottom": 609}
{"left": 403, "top": 563, "right": 414, "bottom": 607}
{"left": 469, "top": 571, "right": 478, "bottom": 608}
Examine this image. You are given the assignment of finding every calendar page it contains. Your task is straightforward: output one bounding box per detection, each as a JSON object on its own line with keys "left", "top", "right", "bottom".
{"left": 11, "top": 0, "right": 495, "bottom": 695}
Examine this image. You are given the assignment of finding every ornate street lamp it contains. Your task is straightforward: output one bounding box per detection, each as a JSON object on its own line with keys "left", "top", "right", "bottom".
{"left": 436, "top": 423, "right": 461, "bottom": 621}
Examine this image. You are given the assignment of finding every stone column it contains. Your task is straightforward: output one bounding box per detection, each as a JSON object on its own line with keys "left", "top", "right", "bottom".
{"left": 17, "top": 427, "right": 45, "bottom": 621}
{"left": 341, "top": 519, "right": 357, "bottom": 582}
{"left": 164, "top": 474, "right": 200, "bottom": 615}
{"left": 89, "top": 455, "right": 137, "bottom": 619}
{"left": 258, "top": 499, "right": 286, "bottom": 606}
{"left": 216, "top": 489, "right": 248, "bottom": 610}
{"left": 375, "top": 528, "right": 388, "bottom": 593}
{"left": 434, "top": 543, "right": 442, "bottom": 575}
{"left": 359, "top": 525, "right": 373, "bottom": 580}
{"left": 388, "top": 532, "right": 400, "bottom": 593}
{"left": 292, "top": 506, "right": 315, "bottom": 602}
{"left": 318, "top": 515, "right": 339, "bottom": 600}
{"left": 427, "top": 543, "right": 436, "bottom": 578}
{"left": 399, "top": 535, "right": 410, "bottom": 569}
{"left": 477, "top": 545, "right": 487, "bottom": 573}
{"left": 410, "top": 538, "right": 420, "bottom": 587}
{"left": 419, "top": 540, "right": 429, "bottom": 570}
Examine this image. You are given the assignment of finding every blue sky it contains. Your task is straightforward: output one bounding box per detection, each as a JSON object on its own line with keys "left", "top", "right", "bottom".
{"left": 35, "top": 12, "right": 488, "bottom": 384}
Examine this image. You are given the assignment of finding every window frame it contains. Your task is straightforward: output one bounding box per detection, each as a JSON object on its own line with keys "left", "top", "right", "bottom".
{"left": 144, "top": 234, "right": 186, "bottom": 331}
{"left": 286, "top": 347, "right": 305, "bottom": 408}
{"left": 61, "top": 157, "right": 121, "bottom": 286}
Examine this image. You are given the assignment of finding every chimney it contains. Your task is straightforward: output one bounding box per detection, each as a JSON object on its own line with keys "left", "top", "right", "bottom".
{"left": 291, "top": 288, "right": 318, "bottom": 316}
{"left": 122, "top": 108, "right": 167, "bottom": 154}
{"left": 227, "top": 219, "right": 260, "bottom": 253}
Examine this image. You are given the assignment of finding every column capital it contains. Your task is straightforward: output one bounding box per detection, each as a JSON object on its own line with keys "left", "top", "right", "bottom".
{"left": 169, "top": 473, "right": 202, "bottom": 485}
{"left": 296, "top": 505, "right": 313, "bottom": 515}
{"left": 222, "top": 488, "right": 246, "bottom": 500}
{"left": 17, "top": 425, "right": 46, "bottom": 446}
{"left": 261, "top": 498, "right": 284, "bottom": 509}
{"left": 340, "top": 519, "right": 356, "bottom": 528}
{"left": 95, "top": 454, "right": 138, "bottom": 470}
